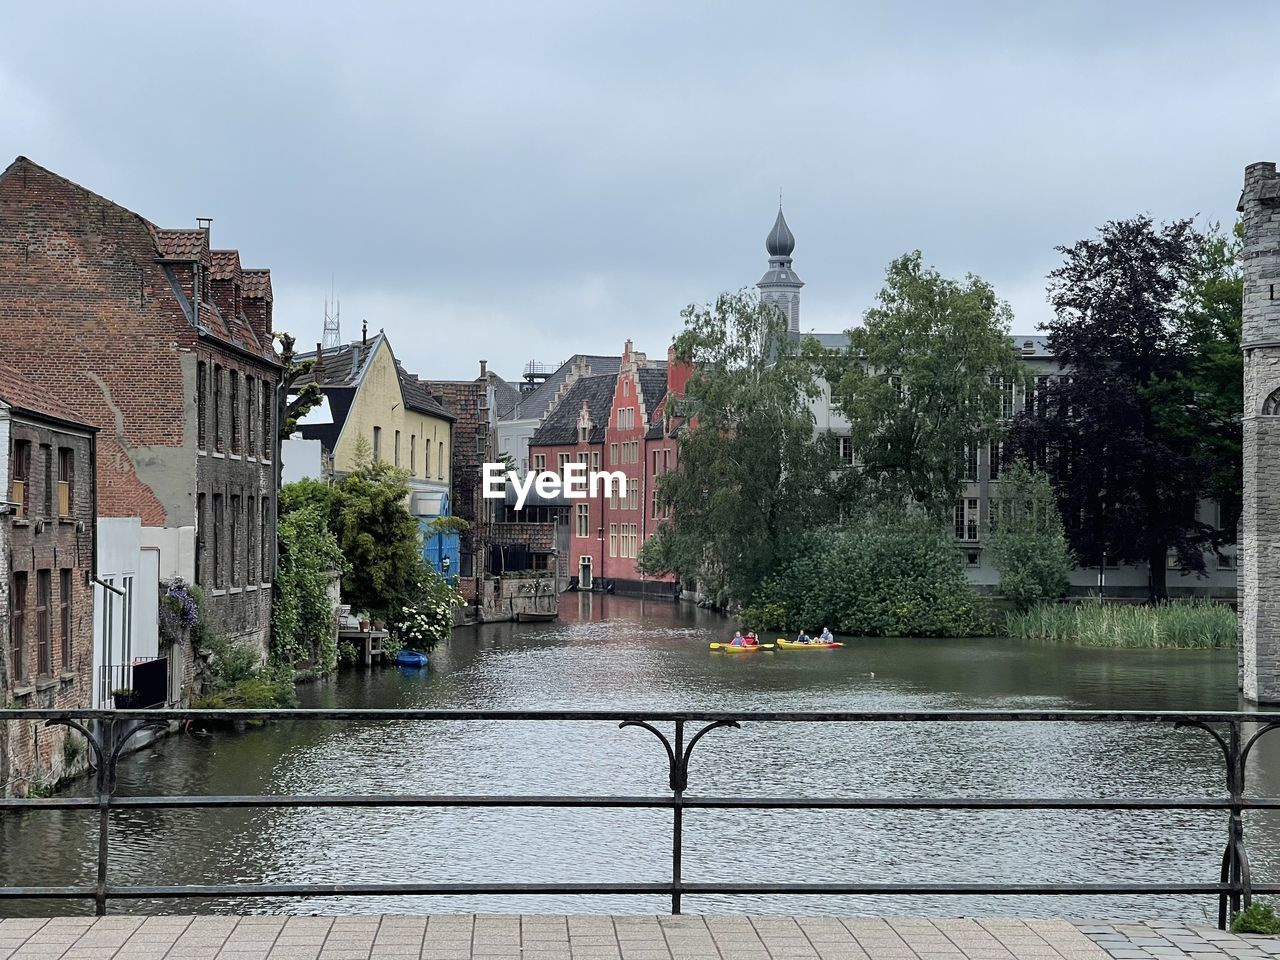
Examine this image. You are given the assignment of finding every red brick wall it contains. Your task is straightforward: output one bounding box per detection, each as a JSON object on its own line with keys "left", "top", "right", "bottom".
{"left": 1, "top": 416, "right": 96, "bottom": 796}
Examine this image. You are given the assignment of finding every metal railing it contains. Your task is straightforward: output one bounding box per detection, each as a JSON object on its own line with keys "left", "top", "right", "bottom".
{"left": 2, "top": 708, "right": 1279, "bottom": 924}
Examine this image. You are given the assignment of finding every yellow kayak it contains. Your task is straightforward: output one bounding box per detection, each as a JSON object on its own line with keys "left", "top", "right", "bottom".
{"left": 776, "top": 638, "right": 843, "bottom": 649}
{"left": 710, "top": 641, "right": 773, "bottom": 651}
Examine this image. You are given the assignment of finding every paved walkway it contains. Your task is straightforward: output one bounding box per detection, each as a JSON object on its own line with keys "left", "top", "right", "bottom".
{"left": 1, "top": 916, "right": 1278, "bottom": 960}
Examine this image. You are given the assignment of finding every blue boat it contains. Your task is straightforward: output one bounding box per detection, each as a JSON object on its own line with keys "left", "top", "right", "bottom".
{"left": 395, "top": 649, "right": 429, "bottom": 668}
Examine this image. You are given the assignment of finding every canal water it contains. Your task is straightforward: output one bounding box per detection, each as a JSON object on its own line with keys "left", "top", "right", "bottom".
{"left": 2, "top": 594, "right": 1274, "bottom": 921}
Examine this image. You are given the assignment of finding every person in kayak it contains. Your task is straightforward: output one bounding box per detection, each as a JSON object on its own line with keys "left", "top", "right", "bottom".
{"left": 819, "top": 627, "right": 834, "bottom": 643}
{"left": 796, "top": 630, "right": 812, "bottom": 644}
{"left": 730, "top": 631, "right": 745, "bottom": 646}
{"left": 745, "top": 631, "right": 759, "bottom": 646}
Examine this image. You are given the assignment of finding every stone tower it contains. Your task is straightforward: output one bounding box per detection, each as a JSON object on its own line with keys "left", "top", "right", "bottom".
{"left": 757, "top": 207, "right": 803, "bottom": 333}
{"left": 1239, "top": 160, "right": 1280, "bottom": 702}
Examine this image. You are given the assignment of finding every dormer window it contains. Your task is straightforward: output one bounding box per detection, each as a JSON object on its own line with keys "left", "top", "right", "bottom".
{"left": 579, "top": 423, "right": 590, "bottom": 443}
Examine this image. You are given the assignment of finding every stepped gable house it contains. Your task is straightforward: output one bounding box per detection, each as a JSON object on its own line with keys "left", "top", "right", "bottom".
{"left": 0, "top": 157, "right": 281, "bottom": 658}
{"left": 0, "top": 359, "right": 97, "bottom": 796}
{"left": 527, "top": 340, "right": 687, "bottom": 597}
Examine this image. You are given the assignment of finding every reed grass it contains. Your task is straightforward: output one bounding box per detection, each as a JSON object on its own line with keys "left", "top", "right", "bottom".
{"left": 1004, "top": 599, "right": 1236, "bottom": 649}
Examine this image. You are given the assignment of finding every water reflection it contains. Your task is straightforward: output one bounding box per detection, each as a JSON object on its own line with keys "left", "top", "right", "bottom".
{"left": 0, "top": 594, "right": 1268, "bottom": 921}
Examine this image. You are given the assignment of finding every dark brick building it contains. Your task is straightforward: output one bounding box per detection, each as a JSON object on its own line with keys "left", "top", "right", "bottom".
{"left": 0, "top": 157, "right": 281, "bottom": 659}
{"left": 1, "top": 360, "right": 97, "bottom": 796}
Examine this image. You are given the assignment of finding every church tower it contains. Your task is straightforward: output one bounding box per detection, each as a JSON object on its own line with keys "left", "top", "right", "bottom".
{"left": 1239, "top": 160, "right": 1280, "bottom": 702}
{"left": 757, "top": 206, "right": 803, "bottom": 333}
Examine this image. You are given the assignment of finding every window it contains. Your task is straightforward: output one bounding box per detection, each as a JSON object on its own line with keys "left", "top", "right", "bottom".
{"left": 41, "top": 444, "right": 52, "bottom": 516}
{"left": 395, "top": 430, "right": 401, "bottom": 467}
{"left": 373, "top": 426, "right": 382, "bottom": 463}
{"left": 991, "top": 376, "right": 1015, "bottom": 420}
{"left": 628, "top": 478, "right": 639, "bottom": 510}
{"left": 1219, "top": 553, "right": 1235, "bottom": 570}
{"left": 438, "top": 442, "right": 444, "bottom": 478}
{"left": 965, "top": 549, "right": 981, "bottom": 569}
{"left": 261, "top": 498, "right": 271, "bottom": 582}
{"left": 476, "top": 435, "right": 486, "bottom": 456}
{"left": 410, "top": 435, "right": 417, "bottom": 475}
{"left": 261, "top": 382, "right": 272, "bottom": 459}
{"left": 245, "top": 377, "right": 255, "bottom": 456}
{"left": 1264, "top": 387, "right": 1280, "bottom": 416}
{"left": 11, "top": 439, "right": 30, "bottom": 518}
{"left": 213, "top": 365, "right": 223, "bottom": 451}
{"left": 653, "top": 450, "right": 660, "bottom": 474}
{"left": 36, "top": 570, "right": 51, "bottom": 677}
{"left": 591, "top": 451, "right": 600, "bottom": 470}
{"left": 58, "top": 447, "right": 74, "bottom": 516}
{"left": 839, "top": 436, "right": 855, "bottom": 466}
{"left": 213, "top": 493, "right": 224, "bottom": 588}
{"left": 247, "top": 496, "right": 257, "bottom": 585}
{"left": 196, "top": 493, "right": 206, "bottom": 586}
{"left": 59, "top": 568, "right": 72, "bottom": 670}
{"left": 576, "top": 503, "right": 590, "bottom": 538}
{"left": 197, "top": 361, "right": 208, "bottom": 449}
{"left": 230, "top": 495, "right": 241, "bottom": 585}
{"left": 10, "top": 571, "right": 27, "bottom": 682}
{"left": 230, "top": 370, "right": 240, "bottom": 454}
{"left": 609, "top": 523, "right": 618, "bottom": 557}
{"left": 953, "top": 498, "right": 980, "bottom": 542}
{"left": 1034, "top": 376, "right": 1051, "bottom": 418}
{"left": 652, "top": 486, "right": 661, "bottom": 519}
{"left": 988, "top": 442, "right": 1003, "bottom": 482}
{"left": 962, "top": 445, "right": 978, "bottom": 483}
{"left": 558, "top": 453, "right": 570, "bottom": 474}
{"left": 533, "top": 454, "right": 546, "bottom": 471}
{"left": 579, "top": 423, "right": 590, "bottom": 443}
{"left": 610, "top": 443, "right": 618, "bottom": 465}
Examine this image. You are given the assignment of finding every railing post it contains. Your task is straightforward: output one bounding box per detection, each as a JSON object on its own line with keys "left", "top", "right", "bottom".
{"left": 94, "top": 717, "right": 116, "bottom": 916}
{"left": 671, "top": 718, "right": 684, "bottom": 916}
{"left": 1218, "top": 720, "right": 1250, "bottom": 930}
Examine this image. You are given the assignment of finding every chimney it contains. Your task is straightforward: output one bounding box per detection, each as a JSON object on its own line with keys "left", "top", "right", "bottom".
{"left": 480, "top": 359, "right": 488, "bottom": 379}
{"left": 316, "top": 342, "right": 323, "bottom": 361}
{"left": 362, "top": 319, "right": 368, "bottom": 345}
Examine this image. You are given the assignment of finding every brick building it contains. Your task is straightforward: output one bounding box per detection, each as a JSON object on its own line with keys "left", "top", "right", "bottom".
{"left": 1, "top": 361, "right": 97, "bottom": 796}
{"left": 424, "top": 361, "right": 520, "bottom": 581}
{"left": 0, "top": 157, "right": 281, "bottom": 666}
{"left": 528, "top": 341, "right": 688, "bottom": 597}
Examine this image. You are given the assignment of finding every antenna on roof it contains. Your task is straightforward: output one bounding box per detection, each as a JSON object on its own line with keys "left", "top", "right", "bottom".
{"left": 322, "top": 294, "right": 341, "bottom": 351}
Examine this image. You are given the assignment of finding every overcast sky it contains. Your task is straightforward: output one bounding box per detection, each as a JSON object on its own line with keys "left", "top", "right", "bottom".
{"left": 3, "top": 2, "right": 1277, "bottom": 380}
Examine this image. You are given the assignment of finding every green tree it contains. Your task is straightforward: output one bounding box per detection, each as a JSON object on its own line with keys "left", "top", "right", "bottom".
{"left": 987, "top": 459, "right": 1073, "bottom": 611}
{"left": 273, "top": 501, "right": 347, "bottom": 673}
{"left": 273, "top": 331, "right": 324, "bottom": 440}
{"left": 637, "top": 291, "right": 841, "bottom": 605}
{"left": 742, "top": 510, "right": 989, "bottom": 637}
{"left": 1010, "top": 216, "right": 1211, "bottom": 600}
{"left": 828, "top": 251, "right": 1026, "bottom": 512}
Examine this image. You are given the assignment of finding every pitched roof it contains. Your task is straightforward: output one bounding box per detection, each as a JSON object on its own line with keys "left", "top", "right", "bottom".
{"left": 155, "top": 228, "right": 212, "bottom": 267}
{"left": 397, "top": 367, "right": 455, "bottom": 421}
{"left": 209, "top": 249, "right": 242, "bottom": 281}
{"left": 504, "top": 354, "right": 621, "bottom": 422}
{"left": 241, "top": 269, "right": 273, "bottom": 301}
{"left": 0, "top": 358, "right": 95, "bottom": 429}
{"left": 530, "top": 374, "right": 616, "bottom": 445}
{"left": 294, "top": 339, "right": 380, "bottom": 390}
{"left": 491, "top": 375, "right": 521, "bottom": 419}
{"left": 637, "top": 363, "right": 668, "bottom": 414}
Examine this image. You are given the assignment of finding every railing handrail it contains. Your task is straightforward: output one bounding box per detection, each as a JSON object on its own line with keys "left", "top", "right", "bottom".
{"left": 2, "top": 708, "right": 1276, "bottom": 925}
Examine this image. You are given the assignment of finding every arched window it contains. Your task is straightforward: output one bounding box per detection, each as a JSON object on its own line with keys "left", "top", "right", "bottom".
{"left": 1263, "top": 387, "right": 1280, "bottom": 416}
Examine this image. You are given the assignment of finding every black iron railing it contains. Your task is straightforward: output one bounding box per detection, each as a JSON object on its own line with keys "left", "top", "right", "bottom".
{"left": 1, "top": 708, "right": 1279, "bottom": 924}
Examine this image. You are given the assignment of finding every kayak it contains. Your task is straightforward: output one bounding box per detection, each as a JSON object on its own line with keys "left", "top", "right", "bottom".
{"left": 776, "top": 639, "right": 843, "bottom": 649}
{"left": 710, "top": 642, "right": 772, "bottom": 651}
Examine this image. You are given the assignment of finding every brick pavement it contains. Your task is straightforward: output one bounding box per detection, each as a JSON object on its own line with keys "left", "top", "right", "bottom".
{"left": 0, "top": 915, "right": 1274, "bottom": 960}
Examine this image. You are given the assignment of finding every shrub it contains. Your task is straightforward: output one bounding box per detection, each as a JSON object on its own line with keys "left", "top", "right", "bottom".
{"left": 392, "top": 562, "right": 465, "bottom": 650}
{"left": 742, "top": 511, "right": 989, "bottom": 637}
{"left": 987, "top": 460, "right": 1073, "bottom": 611}
{"left": 1233, "top": 901, "right": 1280, "bottom": 935}
{"left": 273, "top": 501, "right": 346, "bottom": 674}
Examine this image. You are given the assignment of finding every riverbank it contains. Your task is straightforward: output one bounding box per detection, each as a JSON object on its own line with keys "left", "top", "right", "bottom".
{"left": 1004, "top": 599, "right": 1236, "bottom": 648}
{"left": 4, "top": 915, "right": 1270, "bottom": 960}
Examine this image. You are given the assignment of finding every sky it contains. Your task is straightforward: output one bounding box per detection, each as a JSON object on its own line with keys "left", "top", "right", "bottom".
{"left": 3, "top": 2, "right": 1277, "bottom": 380}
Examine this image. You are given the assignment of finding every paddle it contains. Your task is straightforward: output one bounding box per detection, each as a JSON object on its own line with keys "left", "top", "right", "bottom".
{"left": 708, "top": 642, "right": 774, "bottom": 650}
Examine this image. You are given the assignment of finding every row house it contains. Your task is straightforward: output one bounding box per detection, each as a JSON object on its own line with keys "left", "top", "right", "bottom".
{"left": 287, "top": 330, "right": 457, "bottom": 583}
{"left": 1, "top": 361, "right": 97, "bottom": 796}
{"left": 528, "top": 340, "right": 689, "bottom": 598}
{"left": 0, "top": 157, "right": 281, "bottom": 693}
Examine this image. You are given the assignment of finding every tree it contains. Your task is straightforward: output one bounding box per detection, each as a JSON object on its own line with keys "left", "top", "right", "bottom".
{"left": 1009, "top": 216, "right": 1211, "bottom": 601}
{"left": 274, "top": 331, "right": 324, "bottom": 441}
{"left": 273, "top": 502, "right": 347, "bottom": 673}
{"left": 828, "top": 251, "right": 1026, "bottom": 512}
{"left": 986, "top": 459, "right": 1073, "bottom": 611}
{"left": 741, "top": 510, "right": 989, "bottom": 637}
{"left": 637, "top": 291, "right": 841, "bottom": 606}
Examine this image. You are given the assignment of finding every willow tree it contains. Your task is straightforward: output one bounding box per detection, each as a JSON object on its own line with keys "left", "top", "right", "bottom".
{"left": 638, "top": 291, "right": 841, "bottom": 606}
{"left": 828, "top": 251, "right": 1025, "bottom": 513}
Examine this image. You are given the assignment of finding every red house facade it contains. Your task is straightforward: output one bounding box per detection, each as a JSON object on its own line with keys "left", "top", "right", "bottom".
{"left": 528, "top": 341, "right": 688, "bottom": 598}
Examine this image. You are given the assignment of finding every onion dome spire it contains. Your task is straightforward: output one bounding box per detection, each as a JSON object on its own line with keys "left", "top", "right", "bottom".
{"left": 766, "top": 207, "right": 795, "bottom": 258}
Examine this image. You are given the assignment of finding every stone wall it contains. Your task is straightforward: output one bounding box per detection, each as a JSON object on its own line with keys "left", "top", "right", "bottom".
{"left": 1239, "top": 160, "right": 1280, "bottom": 702}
